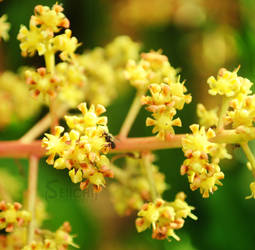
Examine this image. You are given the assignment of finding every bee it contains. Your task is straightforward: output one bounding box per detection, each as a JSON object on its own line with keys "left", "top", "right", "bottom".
{"left": 103, "top": 132, "right": 116, "bottom": 149}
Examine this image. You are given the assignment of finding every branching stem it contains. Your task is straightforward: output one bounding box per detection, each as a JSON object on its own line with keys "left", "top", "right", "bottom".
{"left": 142, "top": 153, "right": 159, "bottom": 201}
{"left": 27, "top": 155, "right": 39, "bottom": 244}
{"left": 119, "top": 90, "right": 145, "bottom": 139}
{"left": 2, "top": 128, "right": 255, "bottom": 158}
{"left": 217, "top": 97, "right": 231, "bottom": 131}
{"left": 240, "top": 142, "right": 255, "bottom": 176}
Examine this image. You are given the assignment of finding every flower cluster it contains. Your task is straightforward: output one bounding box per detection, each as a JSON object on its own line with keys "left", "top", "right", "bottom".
{"left": 110, "top": 157, "right": 167, "bottom": 215}
{"left": 77, "top": 36, "right": 140, "bottom": 106}
{"left": 226, "top": 94, "right": 255, "bottom": 128}
{"left": 127, "top": 51, "right": 191, "bottom": 139}
{"left": 207, "top": 67, "right": 252, "bottom": 98}
{"left": 181, "top": 124, "right": 231, "bottom": 198}
{"left": 136, "top": 192, "right": 197, "bottom": 240}
{"left": 0, "top": 14, "right": 10, "bottom": 41}
{"left": 17, "top": 3, "right": 86, "bottom": 108}
{"left": 42, "top": 102, "right": 114, "bottom": 192}
{"left": 0, "top": 201, "right": 31, "bottom": 232}
{"left": 17, "top": 4, "right": 73, "bottom": 58}
{"left": 22, "top": 222, "right": 78, "bottom": 250}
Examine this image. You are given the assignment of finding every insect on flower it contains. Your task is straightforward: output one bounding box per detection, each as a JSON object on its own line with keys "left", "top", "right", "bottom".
{"left": 103, "top": 131, "right": 116, "bottom": 149}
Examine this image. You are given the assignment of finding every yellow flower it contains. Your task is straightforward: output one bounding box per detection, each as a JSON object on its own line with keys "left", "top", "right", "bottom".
{"left": 125, "top": 51, "right": 179, "bottom": 90}
{"left": 146, "top": 109, "right": 182, "bottom": 139}
{"left": 17, "top": 25, "right": 51, "bottom": 57}
{"left": 0, "top": 71, "right": 41, "bottom": 128}
{"left": 65, "top": 103, "right": 107, "bottom": 133}
{"left": 0, "top": 14, "right": 10, "bottom": 41}
{"left": 197, "top": 103, "right": 218, "bottom": 128}
{"left": 226, "top": 95, "right": 255, "bottom": 128}
{"left": 207, "top": 67, "right": 253, "bottom": 97}
{"left": 246, "top": 181, "right": 255, "bottom": 199}
{"left": 25, "top": 67, "right": 64, "bottom": 97}
{"left": 105, "top": 35, "right": 141, "bottom": 67}
{"left": 42, "top": 126, "right": 69, "bottom": 165}
{"left": 182, "top": 124, "right": 216, "bottom": 155}
{"left": 136, "top": 194, "right": 196, "bottom": 240}
{"left": 31, "top": 4, "right": 69, "bottom": 33}
{"left": 53, "top": 29, "right": 80, "bottom": 61}
{"left": 142, "top": 82, "right": 191, "bottom": 112}
{"left": 0, "top": 201, "right": 31, "bottom": 232}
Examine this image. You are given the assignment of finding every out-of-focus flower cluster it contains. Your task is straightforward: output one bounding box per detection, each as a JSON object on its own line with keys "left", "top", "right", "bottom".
{"left": 126, "top": 51, "right": 191, "bottom": 139}
{"left": 0, "top": 14, "right": 10, "bottom": 41}
{"left": 110, "top": 156, "right": 167, "bottom": 216}
{"left": 0, "top": 72, "right": 41, "bottom": 129}
{"left": 0, "top": 201, "right": 31, "bottom": 232}
{"left": 181, "top": 124, "right": 231, "bottom": 198}
{"left": 0, "top": 195, "right": 77, "bottom": 249}
{"left": 0, "top": 169, "right": 22, "bottom": 200}
{"left": 43, "top": 102, "right": 114, "bottom": 192}
{"left": 77, "top": 36, "right": 140, "bottom": 106}
{"left": 111, "top": 0, "right": 206, "bottom": 30}
{"left": 136, "top": 192, "right": 197, "bottom": 240}
{"left": 0, "top": 220, "right": 77, "bottom": 249}
{"left": 22, "top": 222, "right": 78, "bottom": 250}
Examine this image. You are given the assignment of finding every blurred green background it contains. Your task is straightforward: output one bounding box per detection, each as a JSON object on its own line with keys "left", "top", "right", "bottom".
{"left": 1, "top": 0, "right": 255, "bottom": 249}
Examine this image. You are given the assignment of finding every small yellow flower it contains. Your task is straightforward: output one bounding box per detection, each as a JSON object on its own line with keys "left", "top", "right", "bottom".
{"left": 25, "top": 67, "right": 64, "bottom": 97}
{"left": 142, "top": 82, "right": 191, "bottom": 112}
{"left": 0, "top": 201, "right": 31, "bottom": 232}
{"left": 136, "top": 194, "right": 196, "bottom": 240}
{"left": 196, "top": 103, "right": 218, "bottom": 128}
{"left": 182, "top": 124, "right": 216, "bottom": 155}
{"left": 207, "top": 67, "right": 252, "bottom": 97}
{"left": 65, "top": 103, "right": 107, "bottom": 133}
{"left": 105, "top": 35, "right": 141, "bottom": 67}
{"left": 246, "top": 181, "right": 255, "bottom": 199}
{"left": 0, "top": 14, "right": 10, "bottom": 41}
{"left": 31, "top": 4, "right": 69, "bottom": 33}
{"left": 125, "top": 51, "right": 179, "bottom": 90}
{"left": 146, "top": 109, "right": 182, "bottom": 139}
{"left": 42, "top": 126, "right": 69, "bottom": 165}
{"left": 17, "top": 25, "right": 50, "bottom": 57}
{"left": 53, "top": 29, "right": 80, "bottom": 61}
{"left": 226, "top": 95, "right": 255, "bottom": 128}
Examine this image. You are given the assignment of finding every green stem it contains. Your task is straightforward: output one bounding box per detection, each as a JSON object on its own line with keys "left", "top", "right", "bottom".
{"left": 142, "top": 154, "right": 159, "bottom": 201}
{"left": 27, "top": 155, "right": 39, "bottom": 244}
{"left": 44, "top": 51, "right": 55, "bottom": 73}
{"left": 240, "top": 142, "right": 255, "bottom": 176}
{"left": 119, "top": 90, "right": 145, "bottom": 139}
{"left": 217, "top": 97, "right": 231, "bottom": 131}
